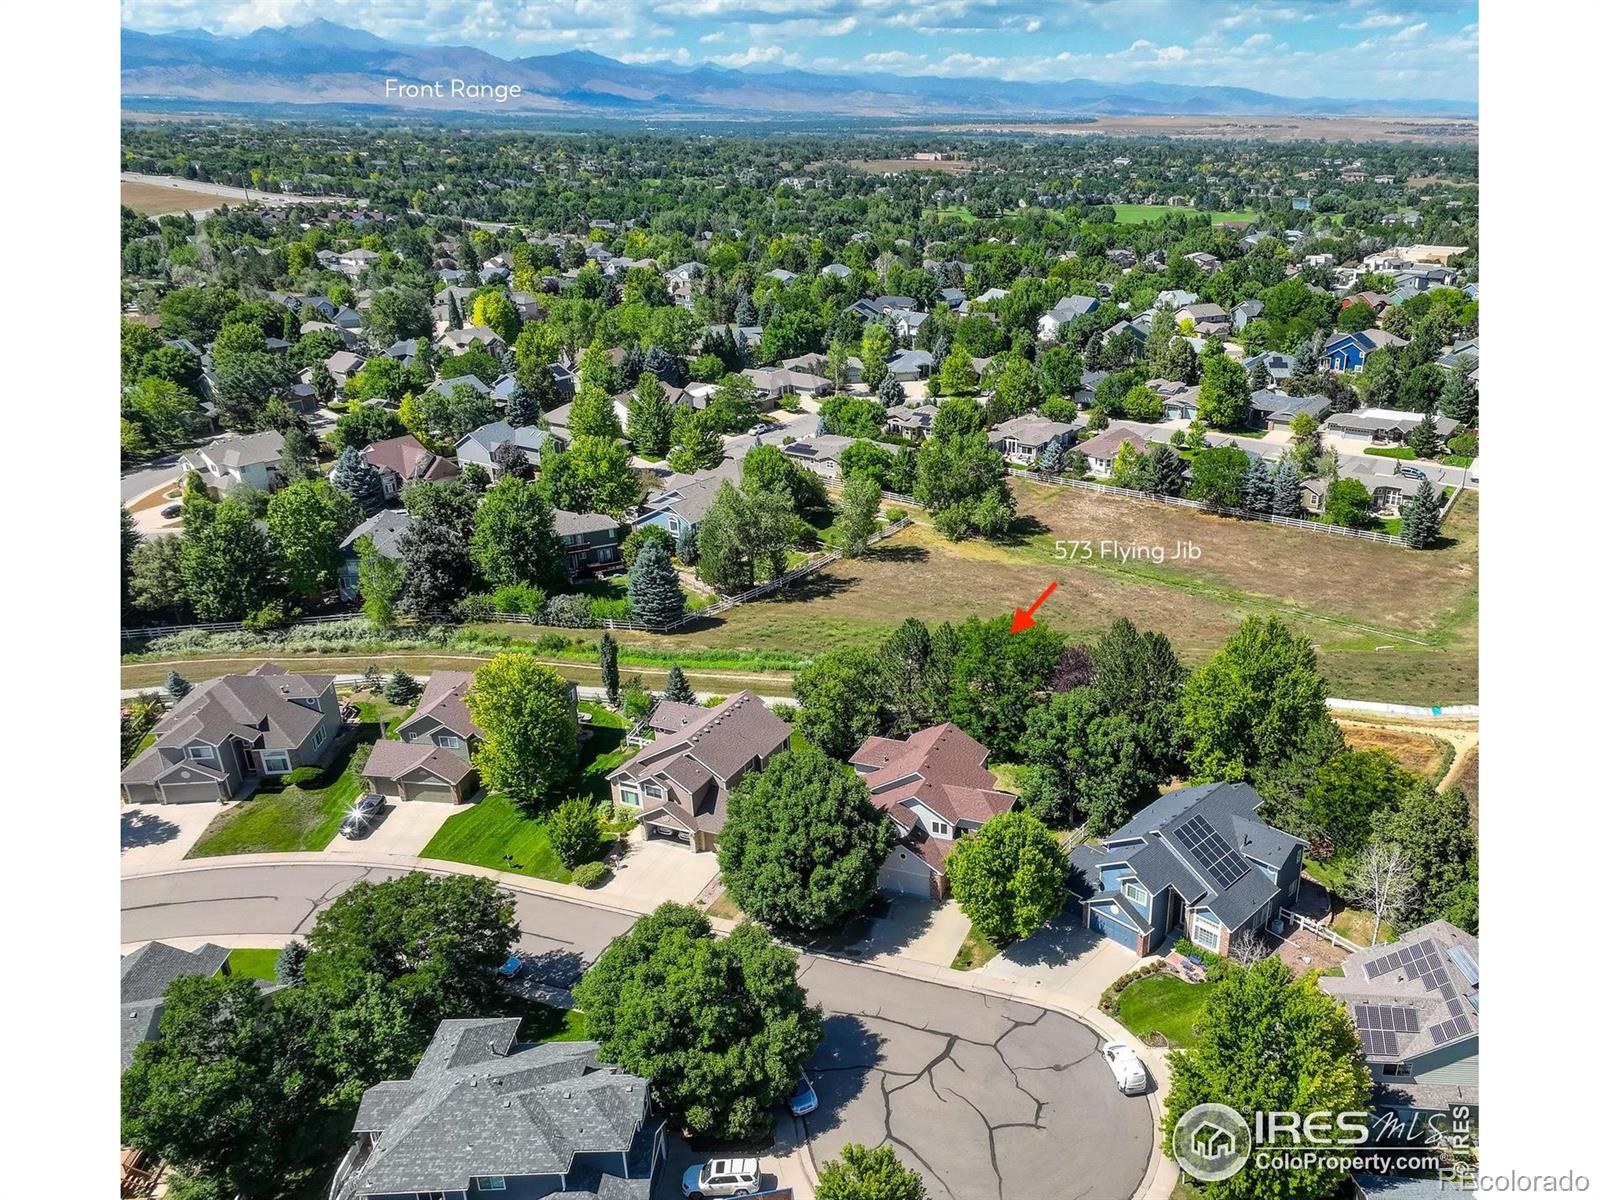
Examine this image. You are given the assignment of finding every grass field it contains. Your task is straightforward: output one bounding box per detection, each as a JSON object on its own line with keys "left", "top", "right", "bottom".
{"left": 1115, "top": 973, "right": 1216, "bottom": 1048}
{"left": 121, "top": 178, "right": 224, "bottom": 215}
{"left": 1338, "top": 721, "right": 1453, "bottom": 780}
{"left": 1112, "top": 204, "right": 1256, "bottom": 225}
{"left": 421, "top": 703, "right": 632, "bottom": 880}
{"left": 188, "top": 726, "right": 376, "bottom": 857}
{"left": 227, "top": 948, "right": 282, "bottom": 981}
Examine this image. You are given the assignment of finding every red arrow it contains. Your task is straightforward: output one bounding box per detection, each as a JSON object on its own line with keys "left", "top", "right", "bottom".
{"left": 1010, "top": 581, "right": 1058, "bottom": 634}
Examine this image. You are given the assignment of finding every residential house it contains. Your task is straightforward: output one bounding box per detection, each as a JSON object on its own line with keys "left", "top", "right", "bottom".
{"left": 1037, "top": 295, "right": 1100, "bottom": 340}
{"left": 780, "top": 433, "right": 857, "bottom": 479}
{"left": 1074, "top": 427, "right": 1149, "bottom": 478}
{"left": 1155, "top": 288, "right": 1199, "bottom": 309}
{"left": 989, "top": 415, "right": 1074, "bottom": 465}
{"left": 1101, "top": 319, "right": 1149, "bottom": 352}
{"left": 183, "top": 430, "right": 285, "bottom": 496}
{"left": 1232, "top": 300, "right": 1264, "bottom": 331}
{"left": 1319, "top": 922, "right": 1479, "bottom": 1118}
{"left": 335, "top": 247, "right": 381, "bottom": 276}
{"left": 1250, "top": 389, "right": 1332, "bottom": 430}
{"left": 741, "top": 365, "right": 828, "bottom": 403}
{"left": 632, "top": 459, "right": 741, "bottom": 544}
{"left": 1300, "top": 459, "right": 1434, "bottom": 518}
{"left": 885, "top": 403, "right": 936, "bottom": 440}
{"left": 362, "top": 671, "right": 482, "bottom": 804}
{"left": 364, "top": 434, "right": 459, "bottom": 501}
{"left": 606, "top": 691, "right": 791, "bottom": 851}
{"left": 454, "top": 421, "right": 563, "bottom": 479}
{"left": 121, "top": 941, "right": 233, "bottom": 1070}
{"left": 1072, "top": 781, "right": 1304, "bottom": 956}
{"left": 1176, "top": 303, "right": 1231, "bottom": 339}
{"left": 766, "top": 268, "right": 798, "bottom": 285}
{"left": 1320, "top": 329, "right": 1410, "bottom": 372}
{"left": 848, "top": 724, "right": 1017, "bottom": 899}
{"left": 1184, "top": 251, "right": 1222, "bottom": 274}
{"left": 554, "top": 509, "right": 623, "bottom": 575}
{"left": 325, "top": 349, "right": 368, "bottom": 386}
{"left": 338, "top": 509, "right": 411, "bottom": 601}
{"left": 382, "top": 338, "right": 421, "bottom": 368}
{"left": 1148, "top": 379, "right": 1201, "bottom": 422}
{"left": 121, "top": 665, "right": 343, "bottom": 804}
{"left": 885, "top": 348, "right": 934, "bottom": 381}
{"left": 438, "top": 325, "right": 507, "bottom": 356}
{"left": 1243, "top": 350, "right": 1297, "bottom": 385}
{"left": 1323, "top": 408, "right": 1461, "bottom": 446}
{"left": 332, "top": 1019, "right": 663, "bottom": 1200}
{"left": 782, "top": 352, "right": 862, "bottom": 387}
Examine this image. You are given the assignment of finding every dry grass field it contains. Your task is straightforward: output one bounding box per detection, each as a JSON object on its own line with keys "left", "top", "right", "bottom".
{"left": 121, "top": 178, "right": 223, "bottom": 215}
{"left": 907, "top": 115, "right": 1478, "bottom": 143}
{"left": 1338, "top": 722, "right": 1453, "bottom": 780}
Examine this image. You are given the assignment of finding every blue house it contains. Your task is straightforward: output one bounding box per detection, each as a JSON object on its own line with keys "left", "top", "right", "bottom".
{"left": 1072, "top": 782, "right": 1304, "bottom": 957}
{"left": 1319, "top": 329, "right": 1409, "bottom": 373}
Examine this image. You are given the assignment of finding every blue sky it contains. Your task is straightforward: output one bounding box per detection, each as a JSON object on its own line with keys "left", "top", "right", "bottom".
{"left": 121, "top": 0, "right": 1480, "bottom": 101}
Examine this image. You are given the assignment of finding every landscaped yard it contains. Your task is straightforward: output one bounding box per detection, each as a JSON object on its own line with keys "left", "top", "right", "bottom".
{"left": 950, "top": 929, "right": 1001, "bottom": 971}
{"left": 227, "top": 947, "right": 282, "bottom": 981}
{"left": 1115, "top": 973, "right": 1216, "bottom": 1048}
{"left": 187, "top": 724, "right": 377, "bottom": 857}
{"left": 420, "top": 703, "right": 634, "bottom": 881}
{"left": 506, "top": 998, "right": 589, "bottom": 1043}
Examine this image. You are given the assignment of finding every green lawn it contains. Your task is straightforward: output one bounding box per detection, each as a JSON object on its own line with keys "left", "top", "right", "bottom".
{"left": 951, "top": 929, "right": 1001, "bottom": 971}
{"left": 227, "top": 947, "right": 282, "bottom": 981}
{"left": 422, "top": 703, "right": 634, "bottom": 880}
{"left": 1365, "top": 446, "right": 1418, "bottom": 460}
{"left": 506, "top": 998, "right": 589, "bottom": 1043}
{"left": 1112, "top": 204, "right": 1255, "bottom": 225}
{"left": 1115, "top": 973, "right": 1216, "bottom": 1048}
{"left": 187, "top": 725, "right": 377, "bottom": 857}
{"left": 1441, "top": 455, "right": 1474, "bottom": 468}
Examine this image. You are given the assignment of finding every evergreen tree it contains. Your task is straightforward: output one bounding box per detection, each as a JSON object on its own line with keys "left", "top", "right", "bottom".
{"left": 1037, "top": 439, "right": 1065, "bottom": 474}
{"left": 663, "top": 665, "right": 696, "bottom": 704}
{"left": 383, "top": 668, "right": 421, "bottom": 705}
{"left": 274, "top": 939, "right": 308, "bottom": 986}
{"left": 642, "top": 345, "right": 684, "bottom": 387}
{"left": 445, "top": 292, "right": 462, "bottom": 329}
{"left": 876, "top": 373, "right": 906, "bottom": 407}
{"left": 166, "top": 670, "right": 193, "bottom": 700}
{"left": 1140, "top": 443, "right": 1188, "bottom": 497}
{"left": 504, "top": 378, "right": 538, "bottom": 427}
{"left": 1290, "top": 343, "right": 1318, "bottom": 389}
{"left": 1270, "top": 460, "right": 1303, "bottom": 517}
{"left": 627, "top": 539, "right": 687, "bottom": 625}
{"left": 1248, "top": 357, "right": 1271, "bottom": 391}
{"left": 1240, "top": 457, "right": 1274, "bottom": 513}
{"left": 599, "top": 632, "right": 620, "bottom": 706}
{"left": 733, "top": 290, "right": 757, "bottom": 326}
{"left": 618, "top": 342, "right": 645, "bottom": 387}
{"left": 1406, "top": 412, "right": 1443, "bottom": 460}
{"left": 1438, "top": 363, "right": 1478, "bottom": 424}
{"left": 1400, "top": 478, "right": 1443, "bottom": 548}
{"left": 330, "top": 445, "right": 385, "bottom": 515}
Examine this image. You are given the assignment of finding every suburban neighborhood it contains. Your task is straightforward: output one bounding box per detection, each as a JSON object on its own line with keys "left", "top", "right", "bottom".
{"left": 96, "top": 9, "right": 1519, "bottom": 1200}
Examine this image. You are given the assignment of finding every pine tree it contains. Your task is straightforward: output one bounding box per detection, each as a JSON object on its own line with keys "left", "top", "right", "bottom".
{"left": 446, "top": 292, "right": 462, "bottom": 329}
{"left": 1406, "top": 413, "right": 1443, "bottom": 460}
{"left": 1400, "top": 478, "right": 1442, "bottom": 548}
{"left": 1270, "top": 459, "right": 1303, "bottom": 517}
{"left": 663, "top": 665, "right": 696, "bottom": 704}
{"left": 505, "top": 378, "right": 538, "bottom": 427}
{"left": 274, "top": 939, "right": 308, "bottom": 986}
{"left": 627, "top": 539, "right": 687, "bottom": 626}
{"left": 384, "top": 667, "right": 421, "bottom": 705}
{"left": 1240, "top": 458, "right": 1274, "bottom": 513}
{"left": 877, "top": 373, "right": 906, "bottom": 407}
{"left": 1249, "top": 357, "right": 1271, "bottom": 391}
{"left": 1438, "top": 364, "right": 1478, "bottom": 424}
{"left": 599, "top": 632, "right": 620, "bottom": 706}
{"left": 1037, "top": 439, "right": 1065, "bottom": 474}
{"left": 166, "top": 670, "right": 193, "bottom": 700}
{"left": 619, "top": 343, "right": 645, "bottom": 387}
{"left": 733, "top": 291, "right": 757, "bottom": 326}
{"left": 330, "top": 445, "right": 385, "bottom": 515}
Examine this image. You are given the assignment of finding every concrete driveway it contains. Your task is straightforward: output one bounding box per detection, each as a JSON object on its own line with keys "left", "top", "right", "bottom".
{"left": 323, "top": 799, "right": 458, "bottom": 858}
{"left": 598, "top": 831, "right": 720, "bottom": 909}
{"left": 796, "top": 955, "right": 1150, "bottom": 1200}
{"left": 855, "top": 896, "right": 972, "bottom": 970}
{"left": 120, "top": 802, "right": 221, "bottom": 871}
{"left": 977, "top": 916, "right": 1141, "bottom": 1011}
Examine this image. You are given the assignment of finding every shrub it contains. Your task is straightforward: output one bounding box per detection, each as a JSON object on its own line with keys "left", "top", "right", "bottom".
{"left": 347, "top": 743, "right": 373, "bottom": 777}
{"left": 542, "top": 592, "right": 595, "bottom": 627}
{"left": 533, "top": 632, "right": 571, "bottom": 653}
{"left": 282, "top": 766, "right": 324, "bottom": 787}
{"left": 572, "top": 861, "right": 610, "bottom": 889}
{"left": 589, "top": 596, "right": 633, "bottom": 622}
{"left": 703, "top": 695, "right": 727, "bottom": 707}
{"left": 770, "top": 703, "right": 798, "bottom": 724}
{"left": 885, "top": 506, "right": 908, "bottom": 522}
{"left": 243, "top": 600, "right": 298, "bottom": 631}
{"left": 548, "top": 797, "right": 603, "bottom": 870}
{"left": 490, "top": 584, "right": 547, "bottom": 615}
{"left": 455, "top": 593, "right": 495, "bottom": 622}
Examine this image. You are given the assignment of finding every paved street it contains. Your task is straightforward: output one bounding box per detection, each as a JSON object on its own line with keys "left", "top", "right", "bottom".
{"left": 121, "top": 863, "right": 1152, "bottom": 1200}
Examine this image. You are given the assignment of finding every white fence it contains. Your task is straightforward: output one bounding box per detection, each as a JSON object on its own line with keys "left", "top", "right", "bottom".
{"left": 120, "top": 612, "right": 367, "bottom": 641}
{"left": 1327, "top": 697, "right": 1479, "bottom": 720}
{"left": 1283, "top": 909, "right": 1364, "bottom": 954}
{"left": 1007, "top": 467, "right": 1411, "bottom": 546}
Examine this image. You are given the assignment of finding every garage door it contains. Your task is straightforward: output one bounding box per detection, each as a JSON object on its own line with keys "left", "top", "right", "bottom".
{"left": 160, "top": 780, "right": 224, "bottom": 804}
{"left": 878, "top": 851, "right": 933, "bottom": 898}
{"left": 1090, "top": 909, "right": 1140, "bottom": 951}
{"left": 404, "top": 779, "right": 458, "bottom": 803}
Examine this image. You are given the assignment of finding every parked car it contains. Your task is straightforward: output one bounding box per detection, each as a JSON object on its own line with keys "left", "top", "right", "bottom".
{"left": 1398, "top": 466, "right": 1427, "bottom": 479}
{"left": 1102, "top": 1042, "right": 1148, "bottom": 1095}
{"left": 497, "top": 955, "right": 524, "bottom": 978}
{"left": 338, "top": 794, "right": 385, "bottom": 839}
{"left": 160, "top": 503, "right": 182, "bottom": 518}
{"left": 787, "top": 1072, "right": 818, "bottom": 1116}
{"left": 682, "top": 1158, "right": 760, "bottom": 1198}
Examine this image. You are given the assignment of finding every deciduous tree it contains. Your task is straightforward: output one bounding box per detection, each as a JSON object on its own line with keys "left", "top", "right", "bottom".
{"left": 464, "top": 654, "right": 580, "bottom": 807}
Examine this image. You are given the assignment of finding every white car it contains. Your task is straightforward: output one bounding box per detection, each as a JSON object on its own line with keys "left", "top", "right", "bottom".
{"left": 1103, "top": 1042, "right": 1148, "bottom": 1095}
{"left": 682, "top": 1158, "right": 760, "bottom": 1198}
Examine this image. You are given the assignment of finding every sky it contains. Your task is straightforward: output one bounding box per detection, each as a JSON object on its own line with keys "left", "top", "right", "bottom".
{"left": 120, "top": 0, "right": 1481, "bottom": 102}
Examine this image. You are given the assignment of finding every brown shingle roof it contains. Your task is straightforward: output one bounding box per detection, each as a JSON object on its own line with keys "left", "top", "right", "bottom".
{"left": 363, "top": 739, "right": 475, "bottom": 785}
{"left": 398, "top": 671, "right": 480, "bottom": 741}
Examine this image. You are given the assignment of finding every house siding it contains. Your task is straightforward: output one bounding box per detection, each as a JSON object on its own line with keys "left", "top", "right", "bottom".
{"left": 1408, "top": 1040, "right": 1479, "bottom": 1090}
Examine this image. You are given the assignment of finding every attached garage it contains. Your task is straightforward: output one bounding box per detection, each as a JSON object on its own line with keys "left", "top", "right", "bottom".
{"left": 1089, "top": 907, "right": 1142, "bottom": 952}
{"left": 400, "top": 776, "right": 465, "bottom": 803}
{"left": 877, "top": 848, "right": 935, "bottom": 898}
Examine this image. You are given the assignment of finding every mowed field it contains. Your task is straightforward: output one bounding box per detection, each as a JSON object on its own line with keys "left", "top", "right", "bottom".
{"left": 121, "top": 485, "right": 1478, "bottom": 706}
{"left": 1112, "top": 204, "right": 1256, "bottom": 225}
{"left": 121, "top": 178, "right": 222, "bottom": 215}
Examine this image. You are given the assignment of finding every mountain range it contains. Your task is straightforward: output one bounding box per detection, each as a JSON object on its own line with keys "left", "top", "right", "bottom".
{"left": 121, "top": 19, "right": 1477, "bottom": 120}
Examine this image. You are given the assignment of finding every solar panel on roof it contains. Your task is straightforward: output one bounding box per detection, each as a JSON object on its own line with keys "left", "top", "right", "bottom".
{"left": 1429, "top": 1023, "right": 1451, "bottom": 1045}
{"left": 1447, "top": 946, "right": 1480, "bottom": 986}
{"left": 1171, "top": 814, "right": 1249, "bottom": 887}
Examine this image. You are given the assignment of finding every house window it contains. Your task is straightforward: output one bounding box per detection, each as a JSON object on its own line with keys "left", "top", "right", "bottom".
{"left": 643, "top": 782, "right": 664, "bottom": 799}
{"left": 309, "top": 726, "right": 327, "bottom": 751}
{"left": 619, "top": 787, "right": 640, "bottom": 806}
{"left": 475, "top": 1178, "right": 507, "bottom": 1192}
{"left": 261, "top": 752, "right": 291, "bottom": 775}
{"left": 929, "top": 819, "right": 952, "bottom": 837}
{"left": 438, "top": 735, "right": 463, "bottom": 749}
{"left": 1193, "top": 917, "right": 1222, "bottom": 952}
{"left": 185, "top": 745, "right": 216, "bottom": 763}
{"left": 1380, "top": 1063, "right": 1412, "bottom": 1078}
{"left": 1122, "top": 880, "right": 1150, "bottom": 908}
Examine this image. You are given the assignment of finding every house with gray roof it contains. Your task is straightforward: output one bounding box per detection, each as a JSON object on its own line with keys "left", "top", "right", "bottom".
{"left": 1037, "top": 295, "right": 1101, "bottom": 340}
{"left": 121, "top": 664, "right": 342, "bottom": 804}
{"left": 554, "top": 509, "right": 622, "bottom": 576}
{"left": 362, "top": 671, "right": 482, "bottom": 805}
{"left": 121, "top": 941, "right": 232, "bottom": 1070}
{"left": 780, "top": 433, "right": 857, "bottom": 479}
{"left": 1249, "top": 389, "right": 1333, "bottom": 430}
{"left": 1071, "top": 782, "right": 1304, "bottom": 957}
{"left": 454, "top": 421, "right": 561, "bottom": 479}
{"left": 338, "top": 509, "right": 411, "bottom": 601}
{"left": 885, "top": 348, "right": 933, "bottom": 381}
{"left": 631, "top": 459, "right": 740, "bottom": 544}
{"left": 438, "top": 325, "right": 506, "bottom": 356}
{"left": 333, "top": 1018, "right": 663, "bottom": 1200}
{"left": 1323, "top": 408, "right": 1461, "bottom": 446}
{"left": 989, "top": 414, "right": 1074, "bottom": 465}
{"left": 184, "top": 430, "right": 285, "bottom": 496}
{"left": 1320, "top": 921, "right": 1479, "bottom": 1118}
{"left": 607, "top": 691, "right": 791, "bottom": 852}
